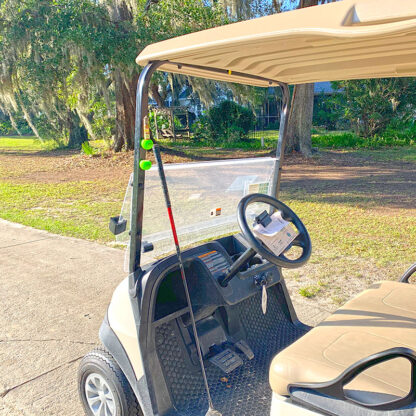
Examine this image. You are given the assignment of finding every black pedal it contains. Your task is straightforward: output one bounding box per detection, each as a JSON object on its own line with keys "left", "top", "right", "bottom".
{"left": 209, "top": 348, "right": 243, "bottom": 373}
{"left": 235, "top": 340, "right": 254, "bottom": 360}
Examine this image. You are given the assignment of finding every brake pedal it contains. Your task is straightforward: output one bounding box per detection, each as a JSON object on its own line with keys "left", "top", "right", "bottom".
{"left": 209, "top": 348, "right": 243, "bottom": 373}
{"left": 235, "top": 340, "right": 254, "bottom": 360}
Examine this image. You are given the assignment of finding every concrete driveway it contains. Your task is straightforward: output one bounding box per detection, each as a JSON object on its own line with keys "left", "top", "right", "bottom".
{"left": 0, "top": 219, "right": 328, "bottom": 416}
{"left": 0, "top": 220, "right": 125, "bottom": 415}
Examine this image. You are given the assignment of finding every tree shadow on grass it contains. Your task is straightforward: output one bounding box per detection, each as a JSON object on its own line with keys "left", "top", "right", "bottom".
{"left": 281, "top": 152, "right": 416, "bottom": 210}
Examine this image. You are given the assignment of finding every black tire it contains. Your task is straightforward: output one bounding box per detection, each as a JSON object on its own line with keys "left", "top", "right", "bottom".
{"left": 78, "top": 347, "right": 142, "bottom": 416}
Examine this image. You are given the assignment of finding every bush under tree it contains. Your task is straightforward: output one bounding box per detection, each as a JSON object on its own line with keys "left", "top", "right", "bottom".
{"left": 204, "top": 100, "right": 255, "bottom": 143}
{"left": 331, "top": 78, "right": 416, "bottom": 137}
{"left": 313, "top": 92, "right": 347, "bottom": 131}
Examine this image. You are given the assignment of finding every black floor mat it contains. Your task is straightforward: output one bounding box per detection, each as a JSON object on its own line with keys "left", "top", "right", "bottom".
{"left": 155, "top": 286, "right": 308, "bottom": 416}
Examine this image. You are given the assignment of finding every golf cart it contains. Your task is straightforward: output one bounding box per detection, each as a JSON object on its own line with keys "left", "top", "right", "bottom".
{"left": 78, "top": 1, "right": 416, "bottom": 415}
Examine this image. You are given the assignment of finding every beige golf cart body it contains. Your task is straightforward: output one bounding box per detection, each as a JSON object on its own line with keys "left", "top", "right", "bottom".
{"left": 99, "top": 1, "right": 416, "bottom": 416}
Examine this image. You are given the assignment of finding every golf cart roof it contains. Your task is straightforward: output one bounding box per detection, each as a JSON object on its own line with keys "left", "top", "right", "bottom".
{"left": 136, "top": 0, "right": 416, "bottom": 86}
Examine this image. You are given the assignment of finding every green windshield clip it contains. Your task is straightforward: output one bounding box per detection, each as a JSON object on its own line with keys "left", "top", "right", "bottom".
{"left": 139, "top": 160, "right": 152, "bottom": 170}
{"left": 141, "top": 139, "right": 154, "bottom": 150}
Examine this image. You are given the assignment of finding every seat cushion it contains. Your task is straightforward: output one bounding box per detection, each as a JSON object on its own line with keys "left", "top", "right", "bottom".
{"left": 270, "top": 281, "right": 416, "bottom": 397}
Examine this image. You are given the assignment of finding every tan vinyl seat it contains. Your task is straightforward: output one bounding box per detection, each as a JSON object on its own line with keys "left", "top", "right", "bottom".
{"left": 270, "top": 281, "right": 416, "bottom": 398}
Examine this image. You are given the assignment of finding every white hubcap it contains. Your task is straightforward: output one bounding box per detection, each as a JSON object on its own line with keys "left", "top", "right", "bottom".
{"left": 85, "top": 373, "right": 116, "bottom": 416}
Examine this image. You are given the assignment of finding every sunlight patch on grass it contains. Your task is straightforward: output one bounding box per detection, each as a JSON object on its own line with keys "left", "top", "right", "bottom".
{"left": 0, "top": 136, "right": 60, "bottom": 152}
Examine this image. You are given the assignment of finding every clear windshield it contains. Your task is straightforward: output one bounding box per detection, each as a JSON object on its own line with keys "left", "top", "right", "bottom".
{"left": 117, "top": 157, "right": 276, "bottom": 266}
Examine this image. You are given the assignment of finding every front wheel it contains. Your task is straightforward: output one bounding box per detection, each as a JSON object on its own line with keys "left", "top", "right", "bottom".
{"left": 78, "top": 347, "right": 142, "bottom": 416}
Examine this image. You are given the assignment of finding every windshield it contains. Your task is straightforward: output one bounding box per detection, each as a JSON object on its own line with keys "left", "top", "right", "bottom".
{"left": 117, "top": 157, "right": 276, "bottom": 266}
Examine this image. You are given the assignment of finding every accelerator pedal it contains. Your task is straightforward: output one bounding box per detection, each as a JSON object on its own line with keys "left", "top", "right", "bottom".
{"left": 209, "top": 348, "right": 243, "bottom": 374}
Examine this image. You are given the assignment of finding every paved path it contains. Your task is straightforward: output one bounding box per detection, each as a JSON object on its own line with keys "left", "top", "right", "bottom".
{"left": 0, "top": 220, "right": 328, "bottom": 416}
{"left": 0, "top": 220, "right": 125, "bottom": 415}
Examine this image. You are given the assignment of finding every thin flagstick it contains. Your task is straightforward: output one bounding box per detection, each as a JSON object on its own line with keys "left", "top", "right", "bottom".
{"left": 153, "top": 144, "right": 221, "bottom": 416}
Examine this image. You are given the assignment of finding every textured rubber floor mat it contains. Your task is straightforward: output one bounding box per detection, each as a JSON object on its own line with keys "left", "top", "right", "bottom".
{"left": 155, "top": 285, "right": 307, "bottom": 416}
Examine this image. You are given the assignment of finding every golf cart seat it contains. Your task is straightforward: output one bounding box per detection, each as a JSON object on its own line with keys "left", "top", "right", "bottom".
{"left": 270, "top": 281, "right": 416, "bottom": 413}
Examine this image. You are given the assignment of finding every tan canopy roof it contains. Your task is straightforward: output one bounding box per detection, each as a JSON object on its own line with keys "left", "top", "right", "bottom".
{"left": 136, "top": 0, "right": 416, "bottom": 86}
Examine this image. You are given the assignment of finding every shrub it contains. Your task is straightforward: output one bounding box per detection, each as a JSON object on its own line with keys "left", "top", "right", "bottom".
{"left": 81, "top": 141, "right": 96, "bottom": 156}
{"left": 331, "top": 78, "right": 416, "bottom": 137}
{"left": 227, "top": 125, "right": 245, "bottom": 143}
{"left": 312, "top": 123, "right": 416, "bottom": 149}
{"left": 207, "top": 100, "right": 255, "bottom": 143}
{"left": 191, "top": 116, "right": 211, "bottom": 142}
{"left": 313, "top": 93, "right": 346, "bottom": 131}
{"left": 312, "top": 132, "right": 362, "bottom": 148}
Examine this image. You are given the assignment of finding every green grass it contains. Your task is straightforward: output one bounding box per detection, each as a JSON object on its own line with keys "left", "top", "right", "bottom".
{"left": 298, "top": 285, "right": 321, "bottom": 298}
{"left": 161, "top": 128, "right": 416, "bottom": 154}
{"left": 0, "top": 180, "right": 125, "bottom": 242}
{"left": 1, "top": 137, "right": 414, "bottom": 251}
{"left": 89, "top": 139, "right": 110, "bottom": 151}
{"left": 158, "top": 137, "right": 277, "bottom": 151}
{"left": 0, "top": 135, "right": 65, "bottom": 152}
{"left": 282, "top": 196, "right": 416, "bottom": 308}
{"left": 285, "top": 200, "right": 416, "bottom": 266}
{"left": 0, "top": 136, "right": 108, "bottom": 154}
{"left": 352, "top": 146, "right": 416, "bottom": 164}
{"left": 312, "top": 129, "right": 416, "bottom": 150}
{"left": 249, "top": 129, "right": 280, "bottom": 141}
{"left": 1, "top": 138, "right": 415, "bottom": 308}
{"left": 0, "top": 136, "right": 48, "bottom": 152}
{"left": 5, "top": 127, "right": 415, "bottom": 155}
{"left": 1, "top": 175, "right": 414, "bottom": 266}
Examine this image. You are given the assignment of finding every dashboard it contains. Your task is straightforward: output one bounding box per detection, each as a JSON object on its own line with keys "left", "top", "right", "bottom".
{"left": 151, "top": 235, "right": 281, "bottom": 323}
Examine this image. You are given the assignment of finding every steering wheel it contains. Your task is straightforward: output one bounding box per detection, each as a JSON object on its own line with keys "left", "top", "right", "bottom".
{"left": 237, "top": 193, "right": 312, "bottom": 269}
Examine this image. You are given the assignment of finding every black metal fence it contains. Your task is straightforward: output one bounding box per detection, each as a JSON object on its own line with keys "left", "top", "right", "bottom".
{"left": 248, "top": 115, "right": 280, "bottom": 142}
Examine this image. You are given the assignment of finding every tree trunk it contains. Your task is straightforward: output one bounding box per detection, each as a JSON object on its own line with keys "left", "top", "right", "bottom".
{"left": 284, "top": 0, "right": 320, "bottom": 157}
{"left": 113, "top": 72, "right": 126, "bottom": 152}
{"left": 113, "top": 71, "right": 138, "bottom": 151}
{"left": 68, "top": 111, "right": 88, "bottom": 148}
{"left": 169, "top": 74, "right": 181, "bottom": 107}
{"left": 150, "top": 83, "right": 164, "bottom": 107}
{"left": 105, "top": 1, "right": 138, "bottom": 152}
{"left": 286, "top": 83, "right": 314, "bottom": 157}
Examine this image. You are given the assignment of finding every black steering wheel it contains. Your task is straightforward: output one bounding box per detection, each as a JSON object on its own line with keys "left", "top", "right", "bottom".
{"left": 237, "top": 193, "right": 312, "bottom": 269}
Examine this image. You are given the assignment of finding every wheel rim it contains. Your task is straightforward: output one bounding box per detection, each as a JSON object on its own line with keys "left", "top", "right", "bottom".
{"left": 85, "top": 373, "right": 116, "bottom": 416}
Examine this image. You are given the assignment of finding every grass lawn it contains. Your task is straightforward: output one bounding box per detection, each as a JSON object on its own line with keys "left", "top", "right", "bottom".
{"left": 0, "top": 136, "right": 48, "bottom": 152}
{"left": 352, "top": 146, "right": 416, "bottom": 164}
{"left": 1, "top": 135, "right": 415, "bottom": 311}
{"left": 0, "top": 180, "right": 125, "bottom": 241}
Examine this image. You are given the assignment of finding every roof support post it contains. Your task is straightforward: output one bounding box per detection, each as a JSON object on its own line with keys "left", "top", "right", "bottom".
{"left": 129, "top": 61, "right": 164, "bottom": 275}
{"left": 129, "top": 63, "right": 288, "bottom": 275}
{"left": 271, "top": 82, "right": 290, "bottom": 199}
